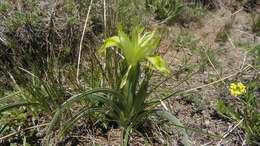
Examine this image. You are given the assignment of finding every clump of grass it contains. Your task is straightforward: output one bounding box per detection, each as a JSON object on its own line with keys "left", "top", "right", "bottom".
{"left": 182, "top": 92, "right": 208, "bottom": 114}
{"left": 0, "top": 1, "right": 11, "bottom": 14}
{"left": 145, "top": 0, "right": 205, "bottom": 25}
{"left": 238, "top": 42, "right": 260, "bottom": 67}
{"left": 0, "top": 0, "right": 103, "bottom": 88}
{"left": 251, "top": 12, "right": 260, "bottom": 36}
{"left": 215, "top": 18, "right": 234, "bottom": 43}
{"left": 247, "top": 45, "right": 260, "bottom": 67}
{"left": 175, "top": 33, "right": 198, "bottom": 51}
{"left": 197, "top": 47, "right": 220, "bottom": 72}
{"left": 176, "top": 2, "right": 206, "bottom": 26}
{"left": 145, "top": 0, "right": 184, "bottom": 22}
{"left": 46, "top": 26, "right": 190, "bottom": 146}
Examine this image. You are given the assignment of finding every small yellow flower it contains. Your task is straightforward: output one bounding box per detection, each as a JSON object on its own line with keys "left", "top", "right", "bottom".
{"left": 229, "top": 82, "right": 246, "bottom": 97}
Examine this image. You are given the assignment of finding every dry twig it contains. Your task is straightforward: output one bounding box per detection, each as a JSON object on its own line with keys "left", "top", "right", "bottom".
{"left": 76, "top": 0, "right": 94, "bottom": 84}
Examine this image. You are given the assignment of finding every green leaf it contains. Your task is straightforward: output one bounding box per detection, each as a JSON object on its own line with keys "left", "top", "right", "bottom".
{"left": 147, "top": 56, "right": 170, "bottom": 75}
{"left": 0, "top": 124, "right": 8, "bottom": 134}
{"left": 58, "top": 107, "right": 103, "bottom": 138}
{"left": 120, "top": 65, "right": 132, "bottom": 88}
{"left": 62, "top": 88, "right": 121, "bottom": 108}
{"left": 0, "top": 102, "right": 39, "bottom": 113}
{"left": 23, "top": 136, "right": 31, "bottom": 146}
{"left": 46, "top": 107, "right": 62, "bottom": 144}
{"left": 0, "top": 91, "right": 20, "bottom": 103}
{"left": 139, "top": 30, "right": 158, "bottom": 50}
{"left": 100, "top": 26, "right": 161, "bottom": 67}
{"left": 156, "top": 110, "right": 190, "bottom": 146}
{"left": 99, "top": 36, "right": 121, "bottom": 54}
{"left": 46, "top": 88, "right": 122, "bottom": 142}
{"left": 216, "top": 99, "right": 241, "bottom": 121}
{"left": 122, "top": 125, "right": 133, "bottom": 146}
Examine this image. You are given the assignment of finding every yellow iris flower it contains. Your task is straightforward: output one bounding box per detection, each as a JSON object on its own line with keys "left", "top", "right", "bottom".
{"left": 229, "top": 82, "right": 246, "bottom": 97}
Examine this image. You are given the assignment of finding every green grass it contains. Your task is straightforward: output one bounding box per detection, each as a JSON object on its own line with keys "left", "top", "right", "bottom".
{"left": 145, "top": 0, "right": 205, "bottom": 25}
{"left": 198, "top": 47, "right": 220, "bottom": 71}
{"left": 238, "top": 42, "right": 260, "bottom": 67}
{"left": 251, "top": 10, "right": 260, "bottom": 35}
